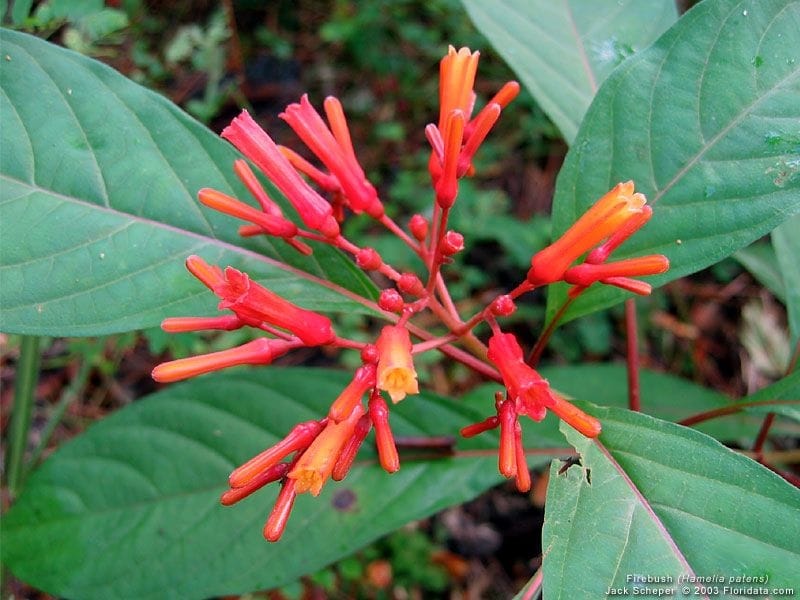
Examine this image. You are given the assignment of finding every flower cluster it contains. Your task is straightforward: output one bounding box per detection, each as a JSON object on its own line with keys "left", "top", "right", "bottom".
{"left": 153, "top": 45, "right": 668, "bottom": 541}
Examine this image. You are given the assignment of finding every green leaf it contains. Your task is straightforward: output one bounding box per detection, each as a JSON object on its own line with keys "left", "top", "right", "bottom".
{"left": 542, "top": 407, "right": 800, "bottom": 597}
{"left": 461, "top": 0, "right": 677, "bottom": 143}
{"left": 0, "top": 367, "right": 560, "bottom": 599}
{"left": 734, "top": 241, "right": 786, "bottom": 302}
{"left": 546, "top": 0, "right": 800, "bottom": 324}
{"left": 772, "top": 214, "right": 800, "bottom": 346}
{"left": 0, "top": 29, "right": 378, "bottom": 336}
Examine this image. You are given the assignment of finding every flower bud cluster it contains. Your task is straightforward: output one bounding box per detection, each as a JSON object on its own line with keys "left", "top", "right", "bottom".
{"left": 153, "top": 44, "right": 669, "bottom": 541}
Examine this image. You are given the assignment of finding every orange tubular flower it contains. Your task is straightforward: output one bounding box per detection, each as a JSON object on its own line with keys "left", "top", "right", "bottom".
{"left": 228, "top": 419, "right": 326, "bottom": 488}
{"left": 434, "top": 109, "right": 465, "bottom": 208}
{"left": 184, "top": 256, "right": 335, "bottom": 346}
{"left": 332, "top": 414, "right": 372, "bottom": 481}
{"left": 198, "top": 188, "right": 298, "bottom": 239}
{"left": 375, "top": 325, "right": 419, "bottom": 403}
{"left": 221, "top": 110, "right": 340, "bottom": 237}
{"left": 328, "top": 364, "right": 377, "bottom": 422}
{"left": 160, "top": 315, "right": 243, "bottom": 333}
{"left": 152, "top": 337, "right": 297, "bottom": 383}
{"left": 438, "top": 46, "right": 480, "bottom": 130}
{"left": 548, "top": 392, "right": 602, "bottom": 438}
{"left": 280, "top": 95, "right": 383, "bottom": 218}
{"left": 564, "top": 255, "right": 670, "bottom": 287}
{"left": 288, "top": 403, "right": 366, "bottom": 496}
{"left": 527, "top": 181, "right": 648, "bottom": 285}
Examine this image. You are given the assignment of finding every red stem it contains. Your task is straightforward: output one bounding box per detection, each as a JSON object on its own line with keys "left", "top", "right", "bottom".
{"left": 678, "top": 399, "right": 799, "bottom": 427}
{"left": 625, "top": 298, "right": 641, "bottom": 412}
{"left": 750, "top": 338, "right": 800, "bottom": 462}
{"left": 520, "top": 567, "right": 544, "bottom": 600}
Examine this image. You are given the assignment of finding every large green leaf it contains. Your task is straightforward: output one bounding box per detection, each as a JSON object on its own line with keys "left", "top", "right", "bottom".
{"left": 772, "top": 214, "right": 800, "bottom": 346}
{"left": 546, "top": 0, "right": 800, "bottom": 323}
{"left": 0, "top": 29, "right": 378, "bottom": 336}
{"left": 542, "top": 407, "right": 800, "bottom": 598}
{"left": 461, "top": 0, "right": 677, "bottom": 143}
{"left": 0, "top": 367, "right": 563, "bottom": 600}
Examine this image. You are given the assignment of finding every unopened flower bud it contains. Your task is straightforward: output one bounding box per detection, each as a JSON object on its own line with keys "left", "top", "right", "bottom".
{"left": 361, "top": 344, "right": 379, "bottom": 364}
{"left": 356, "top": 247, "right": 383, "bottom": 271}
{"left": 397, "top": 273, "right": 425, "bottom": 297}
{"left": 379, "top": 289, "right": 405, "bottom": 313}
{"left": 490, "top": 295, "right": 516, "bottom": 317}
{"left": 409, "top": 214, "right": 429, "bottom": 242}
{"left": 369, "top": 393, "right": 400, "bottom": 473}
{"left": 441, "top": 231, "right": 464, "bottom": 256}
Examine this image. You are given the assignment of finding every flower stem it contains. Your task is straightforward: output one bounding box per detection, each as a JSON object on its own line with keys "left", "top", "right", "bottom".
{"left": 625, "top": 298, "right": 641, "bottom": 411}
{"left": 527, "top": 294, "right": 578, "bottom": 367}
{"left": 4, "top": 336, "right": 42, "bottom": 497}
{"left": 379, "top": 214, "right": 420, "bottom": 253}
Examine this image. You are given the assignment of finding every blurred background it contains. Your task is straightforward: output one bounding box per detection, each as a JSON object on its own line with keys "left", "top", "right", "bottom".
{"left": 1, "top": 1, "right": 793, "bottom": 597}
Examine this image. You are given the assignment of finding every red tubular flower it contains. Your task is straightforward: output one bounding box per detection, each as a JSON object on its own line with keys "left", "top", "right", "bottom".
{"left": 487, "top": 333, "right": 549, "bottom": 421}
{"left": 460, "top": 416, "right": 499, "bottom": 438}
{"left": 369, "top": 392, "right": 400, "bottom": 473}
{"left": 288, "top": 403, "right": 366, "bottom": 496}
{"left": 185, "top": 257, "right": 335, "bottom": 346}
{"left": 198, "top": 188, "right": 298, "bottom": 238}
{"left": 280, "top": 95, "right": 383, "bottom": 218}
{"left": 228, "top": 419, "right": 326, "bottom": 488}
{"left": 487, "top": 331, "right": 601, "bottom": 437}
{"left": 513, "top": 421, "right": 531, "bottom": 492}
{"left": 498, "top": 398, "right": 517, "bottom": 478}
{"left": 527, "top": 181, "right": 648, "bottom": 285}
{"left": 375, "top": 325, "right": 419, "bottom": 403}
{"left": 328, "top": 364, "right": 377, "bottom": 422}
{"left": 220, "top": 462, "right": 289, "bottom": 506}
{"left": 564, "top": 255, "right": 670, "bottom": 287}
{"left": 221, "top": 110, "right": 340, "bottom": 237}
{"left": 151, "top": 337, "right": 296, "bottom": 383}
{"left": 263, "top": 478, "right": 298, "bottom": 542}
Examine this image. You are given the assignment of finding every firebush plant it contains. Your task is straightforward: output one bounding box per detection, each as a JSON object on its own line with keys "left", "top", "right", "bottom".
{"left": 1, "top": 0, "right": 799, "bottom": 598}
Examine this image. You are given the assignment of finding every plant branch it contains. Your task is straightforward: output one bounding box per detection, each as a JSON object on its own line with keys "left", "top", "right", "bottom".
{"left": 678, "top": 399, "right": 799, "bottom": 427}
